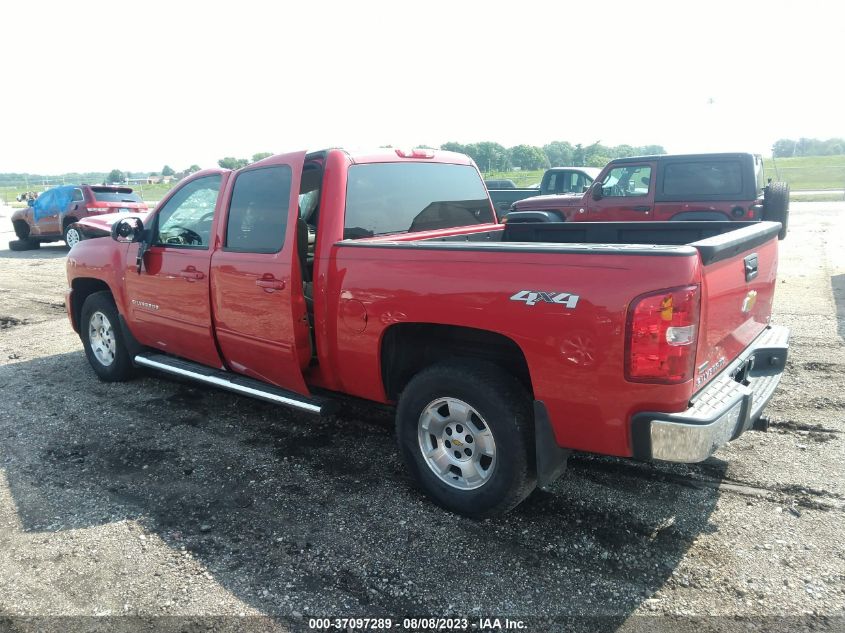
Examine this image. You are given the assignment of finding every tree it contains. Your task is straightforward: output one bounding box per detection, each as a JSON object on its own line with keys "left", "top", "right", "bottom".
{"left": 161, "top": 165, "right": 175, "bottom": 177}
{"left": 251, "top": 152, "right": 273, "bottom": 163}
{"left": 108, "top": 169, "right": 125, "bottom": 183}
{"left": 217, "top": 157, "right": 249, "bottom": 170}
{"left": 543, "top": 141, "right": 575, "bottom": 166}
{"left": 508, "top": 144, "right": 549, "bottom": 170}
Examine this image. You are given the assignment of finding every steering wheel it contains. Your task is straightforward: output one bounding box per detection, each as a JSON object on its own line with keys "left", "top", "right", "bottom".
{"left": 198, "top": 211, "right": 215, "bottom": 223}
{"left": 164, "top": 225, "right": 203, "bottom": 245}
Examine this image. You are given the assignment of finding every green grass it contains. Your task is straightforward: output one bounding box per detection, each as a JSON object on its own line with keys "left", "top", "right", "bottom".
{"left": 764, "top": 155, "right": 845, "bottom": 191}
{"left": 483, "top": 155, "right": 845, "bottom": 193}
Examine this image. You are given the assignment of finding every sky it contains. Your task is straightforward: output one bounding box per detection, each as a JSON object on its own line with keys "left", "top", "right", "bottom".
{"left": 1, "top": 0, "right": 842, "bottom": 174}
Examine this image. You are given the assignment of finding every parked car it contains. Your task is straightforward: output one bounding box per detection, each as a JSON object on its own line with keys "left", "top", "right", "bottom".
{"left": 488, "top": 167, "right": 600, "bottom": 214}
{"left": 484, "top": 178, "right": 517, "bottom": 189}
{"left": 10, "top": 184, "right": 148, "bottom": 251}
{"left": 66, "top": 148, "right": 788, "bottom": 517}
{"left": 507, "top": 153, "right": 790, "bottom": 239}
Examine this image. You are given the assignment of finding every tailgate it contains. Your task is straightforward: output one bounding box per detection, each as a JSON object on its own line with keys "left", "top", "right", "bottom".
{"left": 691, "top": 222, "right": 781, "bottom": 392}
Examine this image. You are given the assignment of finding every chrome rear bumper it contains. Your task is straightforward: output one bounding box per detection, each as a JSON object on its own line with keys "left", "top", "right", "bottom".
{"left": 631, "top": 325, "right": 790, "bottom": 462}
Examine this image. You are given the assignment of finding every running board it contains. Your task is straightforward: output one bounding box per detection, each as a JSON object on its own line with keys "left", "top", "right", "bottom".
{"left": 134, "top": 353, "right": 334, "bottom": 416}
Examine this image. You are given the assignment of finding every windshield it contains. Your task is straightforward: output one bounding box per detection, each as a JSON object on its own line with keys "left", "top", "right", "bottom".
{"left": 344, "top": 163, "right": 494, "bottom": 239}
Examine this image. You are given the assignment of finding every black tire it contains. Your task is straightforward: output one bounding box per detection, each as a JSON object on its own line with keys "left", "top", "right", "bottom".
{"left": 395, "top": 360, "right": 536, "bottom": 517}
{"left": 13, "top": 220, "right": 30, "bottom": 240}
{"left": 763, "top": 181, "right": 790, "bottom": 240}
{"left": 63, "top": 223, "right": 83, "bottom": 248}
{"left": 80, "top": 291, "right": 134, "bottom": 382}
{"left": 9, "top": 238, "right": 40, "bottom": 251}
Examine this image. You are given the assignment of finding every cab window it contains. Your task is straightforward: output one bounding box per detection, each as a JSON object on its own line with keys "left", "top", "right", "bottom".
{"left": 71, "top": 188, "right": 84, "bottom": 202}
{"left": 155, "top": 175, "right": 221, "bottom": 248}
{"left": 600, "top": 165, "right": 651, "bottom": 197}
{"left": 225, "top": 166, "right": 292, "bottom": 253}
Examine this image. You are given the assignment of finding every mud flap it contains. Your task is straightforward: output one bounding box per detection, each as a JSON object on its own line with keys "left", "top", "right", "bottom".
{"left": 534, "top": 401, "right": 571, "bottom": 491}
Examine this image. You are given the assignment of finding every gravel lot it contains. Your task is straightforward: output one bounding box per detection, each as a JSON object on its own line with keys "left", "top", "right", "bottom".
{"left": 0, "top": 205, "right": 843, "bottom": 632}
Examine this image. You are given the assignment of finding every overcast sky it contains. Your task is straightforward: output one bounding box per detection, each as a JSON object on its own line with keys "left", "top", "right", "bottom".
{"left": 2, "top": 0, "right": 842, "bottom": 174}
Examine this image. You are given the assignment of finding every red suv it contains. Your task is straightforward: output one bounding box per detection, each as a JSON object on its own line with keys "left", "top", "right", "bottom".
{"left": 10, "top": 184, "right": 148, "bottom": 250}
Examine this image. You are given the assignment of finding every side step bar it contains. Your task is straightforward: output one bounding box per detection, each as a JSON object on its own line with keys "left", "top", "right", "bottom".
{"left": 134, "top": 353, "right": 335, "bottom": 416}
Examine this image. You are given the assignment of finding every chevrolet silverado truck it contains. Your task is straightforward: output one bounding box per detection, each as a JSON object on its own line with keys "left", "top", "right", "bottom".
{"left": 65, "top": 148, "right": 789, "bottom": 517}
{"left": 507, "top": 153, "right": 790, "bottom": 240}
{"left": 487, "top": 166, "right": 600, "bottom": 215}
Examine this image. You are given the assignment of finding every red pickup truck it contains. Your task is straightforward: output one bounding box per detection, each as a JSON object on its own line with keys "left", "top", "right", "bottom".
{"left": 66, "top": 148, "right": 789, "bottom": 516}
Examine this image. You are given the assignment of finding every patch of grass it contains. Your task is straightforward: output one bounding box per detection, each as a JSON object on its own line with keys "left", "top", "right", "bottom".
{"left": 765, "top": 155, "right": 845, "bottom": 191}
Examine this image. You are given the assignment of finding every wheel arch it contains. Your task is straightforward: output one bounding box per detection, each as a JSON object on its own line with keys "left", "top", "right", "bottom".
{"left": 69, "top": 278, "right": 112, "bottom": 333}
{"left": 380, "top": 323, "right": 533, "bottom": 401}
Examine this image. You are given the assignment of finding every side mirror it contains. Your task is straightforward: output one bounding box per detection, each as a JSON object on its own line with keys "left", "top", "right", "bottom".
{"left": 591, "top": 183, "right": 604, "bottom": 201}
{"left": 111, "top": 217, "right": 145, "bottom": 243}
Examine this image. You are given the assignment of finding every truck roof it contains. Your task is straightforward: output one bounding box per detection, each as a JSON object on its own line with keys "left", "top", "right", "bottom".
{"left": 608, "top": 152, "right": 759, "bottom": 164}
{"left": 338, "top": 148, "right": 475, "bottom": 166}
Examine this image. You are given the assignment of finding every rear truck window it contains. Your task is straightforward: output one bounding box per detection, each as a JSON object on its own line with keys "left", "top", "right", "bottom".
{"left": 344, "top": 163, "right": 494, "bottom": 239}
{"left": 663, "top": 161, "right": 743, "bottom": 196}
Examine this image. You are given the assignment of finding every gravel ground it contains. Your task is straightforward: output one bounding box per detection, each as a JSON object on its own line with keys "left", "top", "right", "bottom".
{"left": 0, "top": 205, "right": 843, "bottom": 632}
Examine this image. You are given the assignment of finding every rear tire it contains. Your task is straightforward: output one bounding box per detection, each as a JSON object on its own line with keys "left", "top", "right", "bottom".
{"left": 395, "top": 360, "right": 536, "bottom": 517}
{"left": 763, "top": 181, "right": 789, "bottom": 240}
{"left": 80, "top": 292, "right": 134, "bottom": 382}
{"left": 9, "top": 238, "right": 40, "bottom": 251}
{"left": 64, "top": 224, "right": 83, "bottom": 248}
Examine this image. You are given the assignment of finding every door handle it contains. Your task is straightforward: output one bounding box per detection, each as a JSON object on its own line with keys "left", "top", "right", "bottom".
{"left": 632, "top": 206, "right": 651, "bottom": 212}
{"left": 255, "top": 276, "right": 285, "bottom": 291}
{"left": 179, "top": 267, "right": 205, "bottom": 281}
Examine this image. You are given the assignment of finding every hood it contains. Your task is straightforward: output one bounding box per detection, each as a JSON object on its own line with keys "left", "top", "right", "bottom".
{"left": 512, "top": 192, "right": 584, "bottom": 211}
{"left": 75, "top": 211, "right": 149, "bottom": 237}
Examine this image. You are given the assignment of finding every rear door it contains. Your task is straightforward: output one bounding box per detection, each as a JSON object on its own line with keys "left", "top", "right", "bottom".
{"left": 124, "top": 172, "right": 226, "bottom": 368}
{"left": 209, "top": 151, "right": 311, "bottom": 394}
{"left": 582, "top": 162, "right": 656, "bottom": 221}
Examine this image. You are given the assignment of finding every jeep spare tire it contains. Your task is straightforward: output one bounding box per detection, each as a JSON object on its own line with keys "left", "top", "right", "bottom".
{"left": 9, "top": 238, "right": 40, "bottom": 251}
{"left": 763, "top": 181, "right": 789, "bottom": 240}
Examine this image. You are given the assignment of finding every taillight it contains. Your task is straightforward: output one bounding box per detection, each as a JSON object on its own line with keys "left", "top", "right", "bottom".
{"left": 625, "top": 285, "right": 700, "bottom": 384}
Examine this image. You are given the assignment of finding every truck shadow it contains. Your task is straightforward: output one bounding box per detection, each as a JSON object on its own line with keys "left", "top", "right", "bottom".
{"left": 833, "top": 273, "right": 845, "bottom": 342}
{"left": 0, "top": 352, "right": 725, "bottom": 629}
{"left": 0, "top": 244, "right": 69, "bottom": 260}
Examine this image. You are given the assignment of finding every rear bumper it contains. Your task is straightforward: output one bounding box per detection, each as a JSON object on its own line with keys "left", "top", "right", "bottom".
{"left": 631, "top": 324, "right": 790, "bottom": 462}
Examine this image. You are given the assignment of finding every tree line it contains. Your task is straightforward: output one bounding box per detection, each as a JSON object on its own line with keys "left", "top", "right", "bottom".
{"left": 439, "top": 141, "right": 666, "bottom": 172}
{"left": 772, "top": 137, "right": 845, "bottom": 158}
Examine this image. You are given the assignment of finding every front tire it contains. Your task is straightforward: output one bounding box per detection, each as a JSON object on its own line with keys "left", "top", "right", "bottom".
{"left": 396, "top": 360, "right": 535, "bottom": 517}
{"left": 80, "top": 292, "right": 134, "bottom": 382}
{"left": 763, "top": 181, "right": 790, "bottom": 240}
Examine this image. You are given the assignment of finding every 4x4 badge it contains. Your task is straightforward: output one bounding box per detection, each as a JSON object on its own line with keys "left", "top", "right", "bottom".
{"left": 510, "top": 290, "right": 579, "bottom": 308}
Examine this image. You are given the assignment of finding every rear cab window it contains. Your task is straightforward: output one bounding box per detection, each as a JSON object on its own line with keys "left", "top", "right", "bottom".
{"left": 344, "top": 162, "right": 494, "bottom": 239}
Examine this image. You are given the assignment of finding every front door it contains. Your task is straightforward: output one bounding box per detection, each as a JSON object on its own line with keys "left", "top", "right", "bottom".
{"left": 209, "top": 152, "right": 311, "bottom": 394}
{"left": 583, "top": 163, "right": 655, "bottom": 221}
{"left": 124, "top": 172, "right": 227, "bottom": 368}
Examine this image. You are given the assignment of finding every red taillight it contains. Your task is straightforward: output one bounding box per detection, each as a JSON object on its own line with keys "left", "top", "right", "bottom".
{"left": 625, "top": 285, "right": 700, "bottom": 384}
